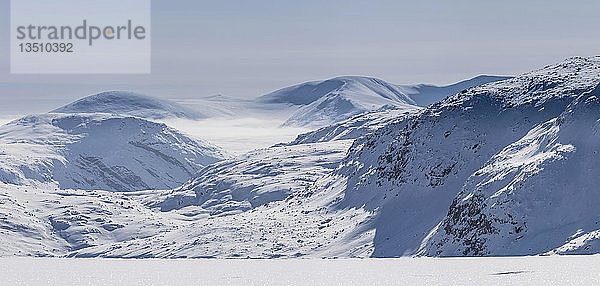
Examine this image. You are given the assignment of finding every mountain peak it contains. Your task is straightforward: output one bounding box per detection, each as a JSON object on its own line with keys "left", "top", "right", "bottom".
{"left": 53, "top": 91, "right": 204, "bottom": 120}
{"left": 256, "top": 76, "right": 418, "bottom": 127}
{"left": 257, "top": 76, "right": 416, "bottom": 106}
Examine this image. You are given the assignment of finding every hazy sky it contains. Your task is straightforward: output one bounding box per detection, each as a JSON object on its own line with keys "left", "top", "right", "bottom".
{"left": 1, "top": 0, "right": 600, "bottom": 107}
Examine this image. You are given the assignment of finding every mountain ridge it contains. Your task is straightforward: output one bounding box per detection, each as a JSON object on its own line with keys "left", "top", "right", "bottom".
{"left": 397, "top": 75, "right": 512, "bottom": 106}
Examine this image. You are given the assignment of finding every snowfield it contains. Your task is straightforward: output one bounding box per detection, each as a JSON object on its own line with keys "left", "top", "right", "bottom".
{"left": 1, "top": 256, "right": 599, "bottom": 285}
{"left": 0, "top": 182, "right": 184, "bottom": 256}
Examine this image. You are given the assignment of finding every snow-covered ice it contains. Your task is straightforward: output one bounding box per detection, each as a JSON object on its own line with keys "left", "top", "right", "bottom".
{"left": 0, "top": 256, "right": 598, "bottom": 285}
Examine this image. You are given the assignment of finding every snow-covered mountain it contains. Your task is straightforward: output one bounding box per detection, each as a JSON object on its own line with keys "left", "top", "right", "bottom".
{"left": 65, "top": 61, "right": 562, "bottom": 258}
{"left": 326, "top": 56, "right": 600, "bottom": 257}
{"left": 0, "top": 113, "right": 229, "bottom": 192}
{"left": 257, "top": 76, "right": 418, "bottom": 128}
{"left": 53, "top": 91, "right": 205, "bottom": 120}
{"left": 257, "top": 76, "right": 414, "bottom": 106}
{"left": 3, "top": 56, "right": 600, "bottom": 259}
{"left": 419, "top": 84, "right": 600, "bottom": 256}
{"left": 397, "top": 75, "right": 511, "bottom": 107}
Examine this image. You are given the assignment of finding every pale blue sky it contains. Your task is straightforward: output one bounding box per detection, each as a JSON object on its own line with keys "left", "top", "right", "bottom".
{"left": 1, "top": 0, "right": 600, "bottom": 112}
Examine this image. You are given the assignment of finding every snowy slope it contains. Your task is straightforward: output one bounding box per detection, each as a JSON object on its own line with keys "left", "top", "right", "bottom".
{"left": 320, "top": 56, "right": 600, "bottom": 257}
{"left": 397, "top": 75, "right": 511, "bottom": 107}
{"left": 0, "top": 113, "right": 229, "bottom": 192}
{"left": 53, "top": 91, "right": 205, "bottom": 120}
{"left": 289, "top": 106, "right": 422, "bottom": 145}
{"left": 70, "top": 139, "right": 380, "bottom": 258}
{"left": 257, "top": 76, "right": 418, "bottom": 128}
{"left": 138, "top": 140, "right": 354, "bottom": 216}
{"left": 419, "top": 85, "right": 600, "bottom": 256}
{"left": 285, "top": 76, "right": 510, "bottom": 144}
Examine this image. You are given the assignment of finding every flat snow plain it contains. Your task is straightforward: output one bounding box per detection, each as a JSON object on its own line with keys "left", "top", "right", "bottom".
{"left": 1, "top": 256, "right": 598, "bottom": 285}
